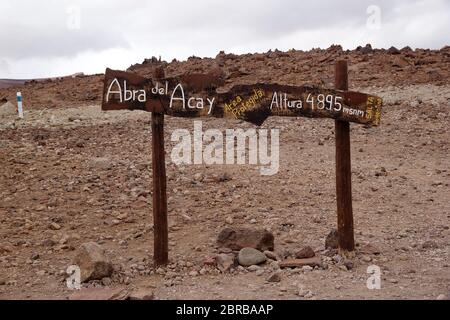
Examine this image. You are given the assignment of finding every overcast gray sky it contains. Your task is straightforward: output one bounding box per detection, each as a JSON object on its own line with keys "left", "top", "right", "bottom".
{"left": 1, "top": 0, "right": 448, "bottom": 78}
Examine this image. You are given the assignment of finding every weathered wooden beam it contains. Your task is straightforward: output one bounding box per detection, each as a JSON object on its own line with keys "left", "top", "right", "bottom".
{"left": 151, "top": 111, "right": 168, "bottom": 266}
{"left": 334, "top": 60, "right": 355, "bottom": 254}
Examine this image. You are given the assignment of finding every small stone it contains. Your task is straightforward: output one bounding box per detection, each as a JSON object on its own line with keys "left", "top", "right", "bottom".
{"left": 388, "top": 278, "right": 398, "bottom": 284}
{"left": 193, "top": 173, "right": 204, "bottom": 182}
{"left": 270, "top": 260, "right": 280, "bottom": 270}
{"left": 238, "top": 247, "right": 267, "bottom": 266}
{"left": 247, "top": 265, "right": 261, "bottom": 272}
{"left": 302, "top": 266, "right": 313, "bottom": 272}
{"left": 225, "top": 216, "right": 233, "bottom": 224}
{"left": 332, "top": 254, "right": 343, "bottom": 263}
{"left": 422, "top": 240, "right": 438, "bottom": 249}
{"left": 362, "top": 256, "right": 372, "bottom": 263}
{"left": 325, "top": 229, "right": 339, "bottom": 249}
{"left": 255, "top": 269, "right": 265, "bottom": 276}
{"left": 266, "top": 272, "right": 282, "bottom": 282}
{"left": 279, "top": 257, "right": 321, "bottom": 268}
{"left": 102, "top": 277, "right": 112, "bottom": 286}
{"left": 343, "top": 259, "right": 354, "bottom": 270}
{"left": 264, "top": 251, "right": 278, "bottom": 260}
{"left": 189, "top": 271, "right": 199, "bottom": 277}
{"left": 436, "top": 294, "right": 447, "bottom": 300}
{"left": 49, "top": 222, "right": 61, "bottom": 230}
{"left": 218, "top": 247, "right": 233, "bottom": 254}
{"left": 0, "top": 245, "right": 12, "bottom": 254}
{"left": 217, "top": 172, "right": 231, "bottom": 182}
{"left": 216, "top": 253, "right": 235, "bottom": 272}
{"left": 203, "top": 256, "right": 217, "bottom": 266}
{"left": 42, "top": 239, "right": 56, "bottom": 247}
{"left": 359, "top": 244, "right": 381, "bottom": 255}
{"left": 60, "top": 233, "right": 80, "bottom": 245}
{"left": 410, "top": 100, "right": 420, "bottom": 108}
{"left": 89, "top": 157, "right": 112, "bottom": 170}
{"left": 156, "top": 267, "right": 165, "bottom": 275}
{"left": 295, "top": 246, "right": 315, "bottom": 259}
{"left": 129, "top": 288, "right": 154, "bottom": 300}
{"left": 297, "top": 287, "right": 308, "bottom": 297}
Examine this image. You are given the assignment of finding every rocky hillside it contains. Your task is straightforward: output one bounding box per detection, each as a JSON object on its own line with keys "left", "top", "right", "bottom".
{"left": 0, "top": 45, "right": 449, "bottom": 110}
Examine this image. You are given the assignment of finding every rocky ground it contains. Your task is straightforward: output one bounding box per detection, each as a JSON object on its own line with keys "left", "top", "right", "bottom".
{"left": 0, "top": 45, "right": 449, "bottom": 300}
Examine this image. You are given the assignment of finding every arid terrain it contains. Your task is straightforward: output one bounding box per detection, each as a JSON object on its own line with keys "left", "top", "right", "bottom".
{"left": 0, "top": 45, "right": 449, "bottom": 299}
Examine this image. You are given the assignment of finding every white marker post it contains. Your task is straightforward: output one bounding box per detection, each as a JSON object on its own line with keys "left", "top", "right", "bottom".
{"left": 17, "top": 92, "right": 24, "bottom": 119}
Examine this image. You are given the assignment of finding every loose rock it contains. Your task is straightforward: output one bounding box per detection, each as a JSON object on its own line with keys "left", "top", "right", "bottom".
{"left": 325, "top": 229, "right": 339, "bottom": 249}
{"left": 73, "top": 242, "right": 114, "bottom": 282}
{"left": 279, "top": 257, "right": 321, "bottom": 268}
{"left": 217, "top": 227, "right": 274, "bottom": 251}
{"left": 264, "top": 250, "right": 278, "bottom": 261}
{"left": 238, "top": 247, "right": 267, "bottom": 266}
{"left": 266, "top": 271, "right": 282, "bottom": 283}
{"left": 216, "top": 253, "right": 235, "bottom": 272}
{"left": 49, "top": 222, "right": 61, "bottom": 230}
{"left": 295, "top": 246, "right": 315, "bottom": 259}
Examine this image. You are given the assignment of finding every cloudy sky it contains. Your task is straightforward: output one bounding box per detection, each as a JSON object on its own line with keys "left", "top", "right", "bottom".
{"left": 0, "top": 0, "right": 448, "bottom": 78}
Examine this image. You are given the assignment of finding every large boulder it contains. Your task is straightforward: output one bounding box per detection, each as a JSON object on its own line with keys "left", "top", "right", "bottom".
{"left": 73, "top": 242, "right": 113, "bottom": 282}
{"left": 217, "top": 227, "right": 274, "bottom": 251}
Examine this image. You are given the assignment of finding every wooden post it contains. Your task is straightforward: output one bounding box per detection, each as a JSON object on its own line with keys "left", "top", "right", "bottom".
{"left": 151, "top": 111, "right": 168, "bottom": 266}
{"left": 334, "top": 60, "right": 355, "bottom": 254}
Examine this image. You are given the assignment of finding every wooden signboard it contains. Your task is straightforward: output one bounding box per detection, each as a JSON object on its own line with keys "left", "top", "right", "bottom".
{"left": 102, "top": 68, "right": 382, "bottom": 126}
{"left": 101, "top": 62, "right": 382, "bottom": 265}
